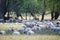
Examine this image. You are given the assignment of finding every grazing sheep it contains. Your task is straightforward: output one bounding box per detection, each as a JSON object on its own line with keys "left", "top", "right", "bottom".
{"left": 27, "top": 30, "right": 34, "bottom": 35}
{"left": 13, "top": 30, "right": 20, "bottom": 35}
{"left": 0, "top": 30, "right": 6, "bottom": 35}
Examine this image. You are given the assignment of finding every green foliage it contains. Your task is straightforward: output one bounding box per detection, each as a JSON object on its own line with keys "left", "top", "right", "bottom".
{"left": 3, "top": 0, "right": 60, "bottom": 16}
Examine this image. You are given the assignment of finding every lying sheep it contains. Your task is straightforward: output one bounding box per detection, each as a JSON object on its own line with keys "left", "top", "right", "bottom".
{"left": 50, "top": 27, "right": 60, "bottom": 31}
{"left": 32, "top": 25, "right": 42, "bottom": 31}
{"left": 13, "top": 30, "right": 20, "bottom": 35}
{"left": 27, "top": 30, "right": 34, "bottom": 35}
{"left": 17, "top": 27, "right": 25, "bottom": 31}
{"left": 0, "top": 30, "right": 6, "bottom": 35}
{"left": 24, "top": 27, "right": 32, "bottom": 34}
{"left": 8, "top": 27, "right": 14, "bottom": 32}
{"left": 46, "top": 22, "right": 55, "bottom": 28}
{"left": 32, "top": 26, "right": 38, "bottom": 30}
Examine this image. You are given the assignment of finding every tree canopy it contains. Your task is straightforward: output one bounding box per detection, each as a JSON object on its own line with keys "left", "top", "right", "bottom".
{"left": 0, "top": 0, "right": 60, "bottom": 20}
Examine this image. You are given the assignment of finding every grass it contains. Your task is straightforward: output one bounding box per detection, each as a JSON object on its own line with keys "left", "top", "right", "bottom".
{"left": 0, "top": 35, "right": 60, "bottom": 40}
{"left": 0, "top": 24, "right": 60, "bottom": 40}
{"left": 0, "top": 23, "right": 24, "bottom": 30}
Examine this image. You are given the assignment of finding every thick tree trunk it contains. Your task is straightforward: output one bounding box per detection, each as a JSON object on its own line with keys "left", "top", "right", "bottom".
{"left": 51, "top": 11, "right": 55, "bottom": 20}
{"left": 30, "top": 12, "right": 37, "bottom": 19}
{"left": 26, "top": 13, "right": 27, "bottom": 20}
{"left": 55, "top": 12, "right": 59, "bottom": 20}
{"left": 0, "top": 0, "right": 6, "bottom": 19}
{"left": 41, "top": 12, "right": 45, "bottom": 21}
{"left": 19, "top": 14, "right": 23, "bottom": 20}
{"left": 51, "top": 11, "right": 59, "bottom": 20}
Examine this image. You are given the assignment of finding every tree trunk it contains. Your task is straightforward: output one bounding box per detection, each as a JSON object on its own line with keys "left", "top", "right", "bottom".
{"left": 30, "top": 13, "right": 36, "bottom": 19}
{"left": 19, "top": 13, "right": 23, "bottom": 20}
{"left": 51, "top": 11, "right": 55, "bottom": 20}
{"left": 55, "top": 12, "right": 59, "bottom": 20}
{"left": 26, "top": 12, "right": 27, "bottom": 20}
{"left": 41, "top": 12, "right": 45, "bottom": 21}
{"left": 0, "top": 0, "right": 6, "bottom": 19}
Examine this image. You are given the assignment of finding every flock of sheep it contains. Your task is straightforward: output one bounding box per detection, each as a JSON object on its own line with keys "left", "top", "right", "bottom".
{"left": 0, "top": 19, "right": 60, "bottom": 35}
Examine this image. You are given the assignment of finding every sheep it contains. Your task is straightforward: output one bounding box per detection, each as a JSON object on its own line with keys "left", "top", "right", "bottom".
{"left": 32, "top": 26, "right": 38, "bottom": 30}
{"left": 17, "top": 27, "right": 26, "bottom": 33}
{"left": 36, "top": 22, "right": 43, "bottom": 25}
{"left": 13, "top": 30, "right": 20, "bottom": 35}
{"left": 37, "top": 27, "right": 42, "bottom": 30}
{"left": 32, "top": 25, "right": 42, "bottom": 31}
{"left": 25, "top": 22, "right": 31, "bottom": 25}
{"left": 42, "top": 19, "right": 51, "bottom": 23}
{"left": 17, "top": 27, "right": 25, "bottom": 31}
{"left": 24, "top": 27, "right": 32, "bottom": 34}
{"left": 0, "top": 30, "right": 6, "bottom": 35}
{"left": 46, "top": 22, "right": 60, "bottom": 31}
{"left": 25, "top": 21, "right": 35, "bottom": 26}
{"left": 39, "top": 25, "right": 46, "bottom": 30}
{"left": 52, "top": 20, "right": 60, "bottom": 26}
{"left": 50, "top": 27, "right": 60, "bottom": 30}
{"left": 27, "top": 30, "right": 35, "bottom": 35}
{"left": 8, "top": 27, "right": 14, "bottom": 32}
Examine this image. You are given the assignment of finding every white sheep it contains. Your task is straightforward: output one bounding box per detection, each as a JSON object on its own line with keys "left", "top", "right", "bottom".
{"left": 46, "top": 22, "right": 55, "bottom": 28}
{"left": 50, "top": 27, "right": 60, "bottom": 30}
{"left": 37, "top": 27, "right": 42, "bottom": 30}
{"left": 27, "top": 30, "right": 34, "bottom": 35}
{"left": 17, "top": 27, "right": 25, "bottom": 31}
{"left": 24, "top": 27, "right": 32, "bottom": 32}
{"left": 32, "top": 26, "right": 38, "bottom": 30}
{"left": 13, "top": 30, "right": 20, "bottom": 35}
{"left": 0, "top": 30, "right": 6, "bottom": 35}
{"left": 32, "top": 25, "right": 42, "bottom": 30}
{"left": 8, "top": 27, "right": 14, "bottom": 32}
{"left": 39, "top": 25, "right": 46, "bottom": 29}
